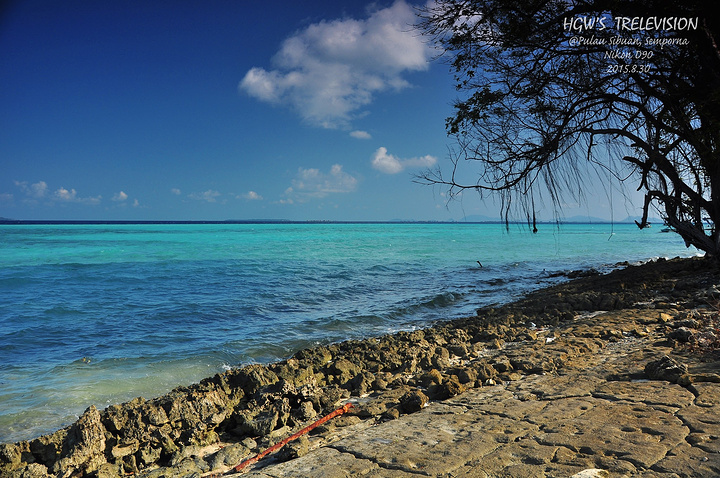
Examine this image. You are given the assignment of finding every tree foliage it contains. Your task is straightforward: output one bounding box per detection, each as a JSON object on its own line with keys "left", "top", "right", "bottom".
{"left": 417, "top": 0, "right": 720, "bottom": 255}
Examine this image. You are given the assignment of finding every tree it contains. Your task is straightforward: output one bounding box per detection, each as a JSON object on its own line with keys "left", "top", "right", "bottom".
{"left": 417, "top": 0, "right": 720, "bottom": 255}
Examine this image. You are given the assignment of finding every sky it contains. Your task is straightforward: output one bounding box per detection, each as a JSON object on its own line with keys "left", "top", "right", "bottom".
{"left": 0, "top": 0, "right": 644, "bottom": 222}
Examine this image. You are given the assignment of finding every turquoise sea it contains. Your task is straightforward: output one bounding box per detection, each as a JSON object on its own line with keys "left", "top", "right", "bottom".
{"left": 0, "top": 222, "right": 699, "bottom": 443}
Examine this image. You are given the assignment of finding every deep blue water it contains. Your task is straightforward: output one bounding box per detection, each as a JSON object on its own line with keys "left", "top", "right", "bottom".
{"left": 0, "top": 222, "right": 698, "bottom": 442}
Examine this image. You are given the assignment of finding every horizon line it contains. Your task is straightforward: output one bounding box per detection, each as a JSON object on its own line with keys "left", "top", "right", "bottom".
{"left": 0, "top": 218, "right": 660, "bottom": 226}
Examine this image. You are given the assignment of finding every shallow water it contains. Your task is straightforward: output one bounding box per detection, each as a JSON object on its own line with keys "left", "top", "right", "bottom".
{"left": 0, "top": 222, "right": 698, "bottom": 442}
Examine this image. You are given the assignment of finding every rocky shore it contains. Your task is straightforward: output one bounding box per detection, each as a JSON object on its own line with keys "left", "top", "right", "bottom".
{"left": 2, "top": 256, "right": 720, "bottom": 477}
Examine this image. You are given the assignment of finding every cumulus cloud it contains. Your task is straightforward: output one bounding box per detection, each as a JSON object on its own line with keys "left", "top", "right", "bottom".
{"left": 14, "top": 180, "right": 103, "bottom": 205}
{"left": 15, "top": 180, "right": 48, "bottom": 198}
{"left": 54, "top": 187, "right": 75, "bottom": 201}
{"left": 241, "top": 68, "right": 284, "bottom": 103}
{"left": 189, "top": 189, "right": 222, "bottom": 203}
{"left": 171, "top": 188, "right": 182, "bottom": 195}
{"left": 239, "top": 0, "right": 432, "bottom": 128}
{"left": 54, "top": 187, "right": 102, "bottom": 205}
{"left": 112, "top": 191, "right": 128, "bottom": 202}
{"left": 283, "top": 164, "right": 358, "bottom": 202}
{"left": 350, "top": 130, "right": 372, "bottom": 139}
{"left": 242, "top": 191, "right": 263, "bottom": 200}
{"left": 371, "top": 147, "right": 437, "bottom": 174}
{"left": 278, "top": 190, "right": 295, "bottom": 205}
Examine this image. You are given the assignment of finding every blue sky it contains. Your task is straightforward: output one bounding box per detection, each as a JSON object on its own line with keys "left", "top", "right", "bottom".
{"left": 1, "top": 0, "right": 641, "bottom": 221}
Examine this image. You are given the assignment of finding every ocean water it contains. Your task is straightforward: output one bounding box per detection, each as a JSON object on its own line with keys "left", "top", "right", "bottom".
{"left": 0, "top": 222, "right": 698, "bottom": 443}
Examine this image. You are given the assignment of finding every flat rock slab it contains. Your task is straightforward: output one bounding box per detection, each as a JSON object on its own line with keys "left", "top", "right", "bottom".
{"left": 235, "top": 347, "right": 720, "bottom": 478}
{"left": 331, "top": 402, "right": 535, "bottom": 475}
{"left": 242, "top": 447, "right": 384, "bottom": 478}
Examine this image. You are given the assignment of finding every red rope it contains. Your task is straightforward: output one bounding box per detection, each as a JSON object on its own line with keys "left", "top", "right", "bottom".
{"left": 229, "top": 402, "right": 353, "bottom": 473}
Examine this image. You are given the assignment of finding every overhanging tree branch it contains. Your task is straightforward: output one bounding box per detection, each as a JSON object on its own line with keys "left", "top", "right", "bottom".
{"left": 416, "top": 0, "right": 720, "bottom": 257}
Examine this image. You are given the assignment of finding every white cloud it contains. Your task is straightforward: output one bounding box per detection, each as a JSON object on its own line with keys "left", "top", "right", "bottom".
{"left": 371, "top": 146, "right": 437, "bottom": 174}
{"left": 54, "top": 187, "right": 76, "bottom": 202}
{"left": 132, "top": 199, "right": 140, "bottom": 207}
{"left": 241, "top": 68, "right": 284, "bottom": 103}
{"left": 14, "top": 180, "right": 103, "bottom": 205}
{"left": 171, "top": 188, "right": 182, "bottom": 195}
{"left": 239, "top": 0, "right": 432, "bottom": 128}
{"left": 283, "top": 164, "right": 358, "bottom": 202}
{"left": 54, "top": 187, "right": 75, "bottom": 201}
{"left": 242, "top": 191, "right": 263, "bottom": 200}
{"left": 15, "top": 180, "right": 48, "bottom": 198}
{"left": 112, "top": 191, "right": 128, "bottom": 202}
{"left": 350, "top": 130, "right": 372, "bottom": 139}
{"left": 189, "top": 189, "right": 222, "bottom": 203}
{"left": 54, "top": 187, "right": 101, "bottom": 205}
{"left": 278, "top": 188, "right": 295, "bottom": 204}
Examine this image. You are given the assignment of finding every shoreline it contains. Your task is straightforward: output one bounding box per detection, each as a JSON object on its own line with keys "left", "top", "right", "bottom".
{"left": 2, "top": 256, "right": 719, "bottom": 477}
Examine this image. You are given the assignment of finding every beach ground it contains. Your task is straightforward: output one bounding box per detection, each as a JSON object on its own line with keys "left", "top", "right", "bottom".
{"left": 2, "top": 256, "right": 720, "bottom": 477}
{"left": 233, "top": 308, "right": 720, "bottom": 478}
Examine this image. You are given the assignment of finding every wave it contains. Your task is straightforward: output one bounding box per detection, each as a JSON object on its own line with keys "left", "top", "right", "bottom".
{"left": 419, "top": 291, "right": 461, "bottom": 309}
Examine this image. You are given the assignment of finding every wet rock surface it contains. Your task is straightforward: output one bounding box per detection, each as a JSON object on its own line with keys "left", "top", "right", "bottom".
{"left": 2, "top": 256, "right": 720, "bottom": 477}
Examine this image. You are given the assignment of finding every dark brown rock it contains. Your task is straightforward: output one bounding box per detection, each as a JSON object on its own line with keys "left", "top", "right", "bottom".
{"left": 0, "top": 443, "right": 27, "bottom": 475}
{"left": 400, "top": 390, "right": 429, "bottom": 413}
{"left": 492, "top": 358, "right": 513, "bottom": 373}
{"left": 293, "top": 346, "right": 333, "bottom": 369}
{"left": 137, "top": 445, "right": 161, "bottom": 468}
{"left": 430, "top": 376, "right": 465, "bottom": 400}
{"left": 152, "top": 424, "right": 178, "bottom": 456}
{"left": 668, "top": 326, "right": 694, "bottom": 342}
{"left": 28, "top": 433, "right": 62, "bottom": 471}
{"left": 206, "top": 442, "right": 251, "bottom": 470}
{"left": 14, "top": 462, "right": 50, "bottom": 477}
{"left": 57, "top": 405, "right": 107, "bottom": 477}
{"left": 326, "top": 358, "right": 362, "bottom": 385}
{"left": 230, "top": 364, "right": 279, "bottom": 395}
{"left": 144, "top": 402, "right": 169, "bottom": 427}
{"left": 293, "top": 401, "right": 317, "bottom": 421}
{"left": 244, "top": 410, "right": 279, "bottom": 436}
{"left": 277, "top": 435, "right": 310, "bottom": 462}
{"left": 382, "top": 407, "right": 401, "bottom": 420}
{"left": 346, "top": 371, "right": 374, "bottom": 395}
{"left": 432, "top": 346, "right": 451, "bottom": 369}
{"left": 317, "top": 386, "right": 350, "bottom": 411}
{"left": 419, "top": 369, "right": 443, "bottom": 387}
{"left": 645, "top": 355, "right": 689, "bottom": 383}
{"left": 455, "top": 367, "right": 478, "bottom": 384}
{"left": 474, "top": 360, "right": 499, "bottom": 382}
{"left": 370, "top": 375, "right": 388, "bottom": 391}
